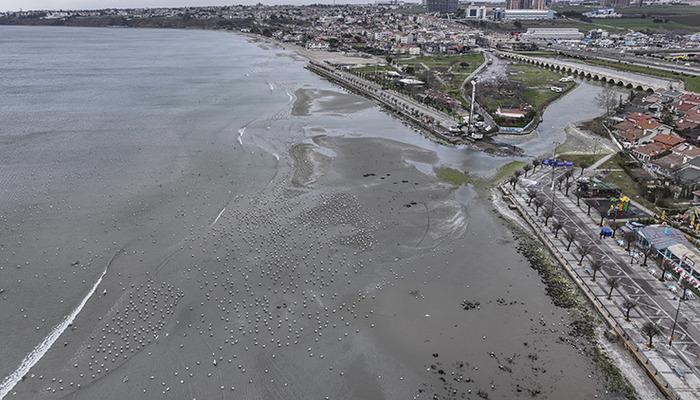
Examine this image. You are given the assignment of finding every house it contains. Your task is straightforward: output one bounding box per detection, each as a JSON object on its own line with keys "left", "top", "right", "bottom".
{"left": 632, "top": 142, "right": 670, "bottom": 162}
{"left": 613, "top": 120, "right": 647, "bottom": 147}
{"left": 674, "top": 157, "right": 700, "bottom": 196}
{"left": 653, "top": 133, "right": 685, "bottom": 148}
{"left": 670, "top": 143, "right": 700, "bottom": 160}
{"left": 636, "top": 224, "right": 690, "bottom": 254}
{"left": 649, "top": 153, "right": 686, "bottom": 178}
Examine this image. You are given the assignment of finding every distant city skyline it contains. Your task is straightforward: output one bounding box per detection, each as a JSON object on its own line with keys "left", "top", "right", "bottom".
{"left": 1, "top": 0, "right": 391, "bottom": 12}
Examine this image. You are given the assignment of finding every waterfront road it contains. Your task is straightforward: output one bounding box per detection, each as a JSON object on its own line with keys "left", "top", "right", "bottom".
{"left": 507, "top": 165, "right": 700, "bottom": 399}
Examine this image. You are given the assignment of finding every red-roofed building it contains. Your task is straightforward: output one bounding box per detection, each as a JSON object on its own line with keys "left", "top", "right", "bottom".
{"left": 654, "top": 133, "right": 685, "bottom": 148}
{"left": 685, "top": 106, "right": 700, "bottom": 124}
{"left": 671, "top": 143, "right": 700, "bottom": 160}
{"left": 632, "top": 142, "right": 671, "bottom": 162}
{"left": 618, "top": 127, "right": 646, "bottom": 147}
{"left": 676, "top": 119, "right": 700, "bottom": 132}
{"left": 680, "top": 93, "right": 700, "bottom": 106}
{"left": 624, "top": 112, "right": 671, "bottom": 137}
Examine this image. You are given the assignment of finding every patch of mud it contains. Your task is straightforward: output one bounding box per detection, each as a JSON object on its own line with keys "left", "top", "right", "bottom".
{"left": 292, "top": 88, "right": 371, "bottom": 116}
{"left": 290, "top": 142, "right": 331, "bottom": 187}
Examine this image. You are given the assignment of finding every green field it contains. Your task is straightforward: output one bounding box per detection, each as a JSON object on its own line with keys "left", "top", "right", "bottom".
{"left": 552, "top": 4, "right": 700, "bottom": 32}
{"left": 478, "top": 62, "right": 575, "bottom": 119}
{"left": 396, "top": 53, "right": 486, "bottom": 103}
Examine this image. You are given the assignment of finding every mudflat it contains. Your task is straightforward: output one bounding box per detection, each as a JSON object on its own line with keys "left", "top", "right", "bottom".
{"left": 1, "top": 26, "right": 615, "bottom": 400}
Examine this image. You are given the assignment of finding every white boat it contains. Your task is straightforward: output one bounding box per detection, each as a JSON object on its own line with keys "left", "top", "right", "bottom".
{"left": 550, "top": 86, "right": 563, "bottom": 93}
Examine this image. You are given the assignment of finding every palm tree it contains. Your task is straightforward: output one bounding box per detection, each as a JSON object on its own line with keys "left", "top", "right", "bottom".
{"left": 624, "top": 230, "right": 636, "bottom": 251}
{"left": 622, "top": 298, "right": 637, "bottom": 321}
{"left": 514, "top": 169, "right": 523, "bottom": 179}
{"left": 542, "top": 207, "right": 554, "bottom": 227}
{"left": 606, "top": 277, "right": 620, "bottom": 299}
{"left": 578, "top": 243, "right": 592, "bottom": 265}
{"left": 641, "top": 321, "right": 661, "bottom": 348}
{"left": 523, "top": 164, "right": 532, "bottom": 177}
{"left": 533, "top": 197, "right": 543, "bottom": 216}
{"left": 564, "top": 230, "right": 576, "bottom": 251}
{"left": 527, "top": 188, "right": 538, "bottom": 206}
{"left": 590, "top": 259, "right": 604, "bottom": 281}
{"left": 552, "top": 220, "right": 563, "bottom": 238}
{"left": 660, "top": 259, "right": 672, "bottom": 282}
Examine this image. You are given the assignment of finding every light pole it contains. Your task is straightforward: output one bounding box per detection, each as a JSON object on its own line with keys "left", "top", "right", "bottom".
{"left": 669, "top": 294, "right": 682, "bottom": 346}
{"left": 549, "top": 141, "right": 560, "bottom": 209}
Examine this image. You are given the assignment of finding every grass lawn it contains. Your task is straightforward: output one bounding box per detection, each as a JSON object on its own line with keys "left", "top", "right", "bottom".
{"left": 588, "top": 18, "right": 693, "bottom": 32}
{"left": 435, "top": 161, "right": 527, "bottom": 188}
{"left": 507, "top": 63, "right": 575, "bottom": 111}
{"left": 597, "top": 154, "right": 657, "bottom": 210}
{"left": 552, "top": 4, "right": 700, "bottom": 32}
{"left": 396, "top": 53, "right": 485, "bottom": 101}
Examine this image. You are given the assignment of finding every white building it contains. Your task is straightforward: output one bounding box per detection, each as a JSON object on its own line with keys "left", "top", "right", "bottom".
{"left": 583, "top": 8, "right": 622, "bottom": 18}
{"left": 522, "top": 28, "right": 584, "bottom": 41}
{"left": 465, "top": 5, "right": 487, "bottom": 20}
{"left": 501, "top": 9, "right": 554, "bottom": 20}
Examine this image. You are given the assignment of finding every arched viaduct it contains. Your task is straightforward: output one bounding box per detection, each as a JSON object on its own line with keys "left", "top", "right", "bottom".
{"left": 497, "top": 51, "right": 680, "bottom": 93}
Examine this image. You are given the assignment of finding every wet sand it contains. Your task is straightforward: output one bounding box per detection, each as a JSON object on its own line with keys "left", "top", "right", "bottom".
{"left": 1, "top": 26, "right": 624, "bottom": 400}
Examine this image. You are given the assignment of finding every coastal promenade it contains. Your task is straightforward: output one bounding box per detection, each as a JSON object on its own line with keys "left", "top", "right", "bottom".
{"left": 501, "top": 166, "right": 700, "bottom": 400}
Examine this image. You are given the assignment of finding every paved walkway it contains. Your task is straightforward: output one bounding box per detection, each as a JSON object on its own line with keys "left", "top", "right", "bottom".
{"left": 505, "top": 165, "right": 700, "bottom": 400}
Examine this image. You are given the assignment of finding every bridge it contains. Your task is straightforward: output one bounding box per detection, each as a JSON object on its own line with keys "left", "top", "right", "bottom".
{"left": 497, "top": 51, "right": 683, "bottom": 92}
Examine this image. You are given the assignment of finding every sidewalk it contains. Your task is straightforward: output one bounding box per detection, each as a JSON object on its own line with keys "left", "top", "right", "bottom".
{"left": 503, "top": 166, "right": 700, "bottom": 400}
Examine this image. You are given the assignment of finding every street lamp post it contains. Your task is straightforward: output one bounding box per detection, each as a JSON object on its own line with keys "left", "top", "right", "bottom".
{"left": 549, "top": 141, "right": 560, "bottom": 209}
{"left": 669, "top": 294, "right": 682, "bottom": 346}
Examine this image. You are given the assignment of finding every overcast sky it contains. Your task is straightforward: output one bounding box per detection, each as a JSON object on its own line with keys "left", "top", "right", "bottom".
{"left": 1, "top": 0, "right": 381, "bottom": 12}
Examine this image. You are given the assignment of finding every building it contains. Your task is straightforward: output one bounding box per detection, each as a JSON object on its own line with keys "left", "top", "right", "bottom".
{"left": 426, "top": 0, "right": 459, "bottom": 13}
{"left": 583, "top": 8, "right": 622, "bottom": 18}
{"left": 506, "top": 0, "right": 545, "bottom": 9}
{"left": 465, "top": 5, "right": 487, "bottom": 19}
{"left": 501, "top": 9, "right": 554, "bottom": 20}
{"left": 604, "top": 0, "right": 631, "bottom": 7}
{"left": 505, "top": 0, "right": 523, "bottom": 9}
{"left": 522, "top": 28, "right": 583, "bottom": 41}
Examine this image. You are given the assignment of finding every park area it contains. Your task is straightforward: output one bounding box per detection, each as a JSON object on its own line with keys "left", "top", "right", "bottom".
{"left": 395, "top": 53, "right": 484, "bottom": 103}
{"left": 348, "top": 53, "right": 485, "bottom": 117}
{"left": 476, "top": 61, "right": 576, "bottom": 127}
